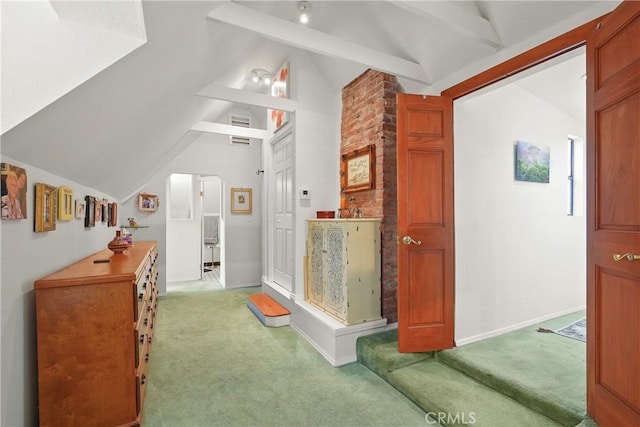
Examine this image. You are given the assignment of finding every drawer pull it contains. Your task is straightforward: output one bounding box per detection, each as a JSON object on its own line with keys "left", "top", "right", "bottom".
{"left": 138, "top": 293, "right": 144, "bottom": 300}
{"left": 145, "top": 353, "right": 149, "bottom": 363}
{"left": 144, "top": 318, "right": 148, "bottom": 326}
{"left": 139, "top": 334, "right": 145, "bottom": 345}
{"left": 148, "top": 336, "right": 152, "bottom": 344}
{"left": 141, "top": 374, "right": 146, "bottom": 385}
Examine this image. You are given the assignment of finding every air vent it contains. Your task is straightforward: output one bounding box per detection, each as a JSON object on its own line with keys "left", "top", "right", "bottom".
{"left": 230, "top": 115, "right": 251, "bottom": 145}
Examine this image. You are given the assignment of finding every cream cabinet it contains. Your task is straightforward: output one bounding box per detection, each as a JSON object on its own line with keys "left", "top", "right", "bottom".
{"left": 305, "top": 219, "right": 381, "bottom": 325}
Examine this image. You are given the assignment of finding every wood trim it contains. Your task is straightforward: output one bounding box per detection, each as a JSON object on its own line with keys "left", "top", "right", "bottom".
{"left": 442, "top": 16, "right": 603, "bottom": 99}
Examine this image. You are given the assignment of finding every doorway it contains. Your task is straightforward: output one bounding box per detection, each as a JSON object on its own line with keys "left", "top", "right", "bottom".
{"left": 201, "top": 176, "right": 224, "bottom": 287}
{"left": 453, "top": 49, "right": 587, "bottom": 344}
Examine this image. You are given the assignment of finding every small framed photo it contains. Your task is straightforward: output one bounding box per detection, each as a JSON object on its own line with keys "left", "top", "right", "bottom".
{"left": 109, "top": 202, "right": 118, "bottom": 227}
{"left": 341, "top": 144, "right": 376, "bottom": 193}
{"left": 57, "top": 186, "right": 74, "bottom": 221}
{"left": 75, "top": 199, "right": 85, "bottom": 219}
{"left": 231, "top": 188, "right": 252, "bottom": 214}
{"left": 85, "top": 196, "right": 95, "bottom": 228}
{"left": 34, "top": 183, "right": 57, "bottom": 232}
{"left": 138, "top": 193, "right": 159, "bottom": 213}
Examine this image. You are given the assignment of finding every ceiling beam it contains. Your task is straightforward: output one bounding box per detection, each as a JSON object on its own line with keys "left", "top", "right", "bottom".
{"left": 388, "top": 1, "right": 502, "bottom": 50}
{"left": 191, "top": 121, "right": 271, "bottom": 140}
{"left": 207, "top": 3, "right": 429, "bottom": 84}
{"left": 197, "top": 83, "right": 297, "bottom": 112}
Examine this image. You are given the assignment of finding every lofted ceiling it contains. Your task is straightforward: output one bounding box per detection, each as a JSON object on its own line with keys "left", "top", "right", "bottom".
{"left": 1, "top": 1, "right": 619, "bottom": 200}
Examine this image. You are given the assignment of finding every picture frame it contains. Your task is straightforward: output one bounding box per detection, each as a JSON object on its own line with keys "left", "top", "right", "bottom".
{"left": 269, "top": 61, "right": 290, "bottom": 131}
{"left": 1, "top": 162, "right": 28, "bottom": 220}
{"left": 231, "top": 188, "right": 252, "bottom": 214}
{"left": 100, "top": 199, "right": 108, "bottom": 223}
{"left": 57, "top": 186, "right": 74, "bottom": 221}
{"left": 85, "top": 196, "right": 95, "bottom": 228}
{"left": 109, "top": 202, "right": 118, "bottom": 227}
{"left": 34, "top": 183, "right": 56, "bottom": 232}
{"left": 341, "top": 144, "right": 376, "bottom": 193}
{"left": 515, "top": 140, "right": 550, "bottom": 183}
{"left": 94, "top": 198, "right": 102, "bottom": 223}
{"left": 75, "top": 199, "right": 85, "bottom": 219}
{"left": 138, "top": 193, "right": 159, "bottom": 213}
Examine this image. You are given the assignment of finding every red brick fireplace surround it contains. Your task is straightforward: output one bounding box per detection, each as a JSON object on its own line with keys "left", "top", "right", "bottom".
{"left": 341, "top": 69, "right": 404, "bottom": 323}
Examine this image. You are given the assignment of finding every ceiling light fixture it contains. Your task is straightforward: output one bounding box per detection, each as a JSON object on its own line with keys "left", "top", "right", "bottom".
{"left": 297, "top": 1, "right": 311, "bottom": 24}
{"left": 250, "top": 69, "right": 272, "bottom": 87}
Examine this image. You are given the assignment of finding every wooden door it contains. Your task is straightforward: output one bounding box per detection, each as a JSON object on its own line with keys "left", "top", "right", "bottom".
{"left": 587, "top": 2, "right": 640, "bottom": 425}
{"left": 397, "top": 94, "right": 455, "bottom": 352}
{"left": 272, "top": 130, "right": 294, "bottom": 291}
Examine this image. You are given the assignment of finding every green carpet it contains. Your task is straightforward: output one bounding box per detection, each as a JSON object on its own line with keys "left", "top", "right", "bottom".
{"left": 357, "top": 312, "right": 589, "bottom": 427}
{"left": 142, "top": 287, "right": 430, "bottom": 427}
{"left": 437, "top": 311, "right": 586, "bottom": 426}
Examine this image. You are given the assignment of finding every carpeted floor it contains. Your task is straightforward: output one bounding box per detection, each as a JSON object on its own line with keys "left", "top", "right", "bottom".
{"left": 358, "top": 311, "right": 588, "bottom": 427}
{"left": 141, "top": 287, "right": 429, "bottom": 427}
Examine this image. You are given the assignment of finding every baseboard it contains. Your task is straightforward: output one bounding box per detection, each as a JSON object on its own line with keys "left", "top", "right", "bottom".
{"left": 456, "top": 305, "right": 586, "bottom": 346}
{"left": 290, "top": 300, "right": 387, "bottom": 366}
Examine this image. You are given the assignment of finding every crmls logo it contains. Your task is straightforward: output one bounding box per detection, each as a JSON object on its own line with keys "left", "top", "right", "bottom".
{"left": 425, "top": 411, "right": 477, "bottom": 425}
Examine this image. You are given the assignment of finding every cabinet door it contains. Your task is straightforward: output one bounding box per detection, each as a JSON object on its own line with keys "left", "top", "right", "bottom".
{"left": 324, "top": 223, "right": 347, "bottom": 320}
{"left": 307, "top": 222, "right": 325, "bottom": 308}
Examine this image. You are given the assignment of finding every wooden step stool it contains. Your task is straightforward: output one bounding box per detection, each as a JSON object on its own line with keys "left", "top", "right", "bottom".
{"left": 247, "top": 293, "right": 290, "bottom": 327}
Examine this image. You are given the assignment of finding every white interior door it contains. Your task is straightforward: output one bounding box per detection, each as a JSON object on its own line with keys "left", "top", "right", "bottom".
{"left": 272, "top": 131, "right": 294, "bottom": 291}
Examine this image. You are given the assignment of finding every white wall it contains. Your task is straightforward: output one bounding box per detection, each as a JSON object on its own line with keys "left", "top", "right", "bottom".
{"left": 1, "top": 1, "right": 146, "bottom": 133}
{"left": 121, "top": 118, "right": 263, "bottom": 291}
{"left": 0, "top": 156, "right": 117, "bottom": 427}
{"left": 288, "top": 51, "right": 341, "bottom": 300}
{"left": 454, "top": 83, "right": 586, "bottom": 344}
{"left": 166, "top": 174, "right": 201, "bottom": 282}
{"left": 202, "top": 177, "right": 221, "bottom": 214}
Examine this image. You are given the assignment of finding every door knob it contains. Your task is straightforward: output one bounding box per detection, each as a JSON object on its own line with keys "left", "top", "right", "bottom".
{"left": 402, "top": 235, "right": 422, "bottom": 246}
{"left": 613, "top": 253, "right": 640, "bottom": 261}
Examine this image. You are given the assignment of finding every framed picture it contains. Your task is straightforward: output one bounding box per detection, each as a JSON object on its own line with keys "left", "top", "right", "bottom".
{"left": 269, "top": 61, "right": 289, "bottom": 131}
{"left": 57, "top": 186, "right": 74, "bottom": 221}
{"left": 138, "top": 193, "right": 159, "bottom": 213}
{"left": 34, "top": 183, "right": 56, "bottom": 232}
{"left": 95, "top": 198, "right": 102, "bottom": 223}
{"left": 1, "top": 162, "right": 27, "bottom": 220}
{"left": 75, "top": 199, "right": 85, "bottom": 219}
{"left": 515, "top": 140, "right": 550, "bottom": 183}
{"left": 85, "top": 196, "right": 95, "bottom": 227}
{"left": 109, "top": 202, "right": 118, "bottom": 227}
{"left": 341, "top": 144, "right": 376, "bottom": 193}
{"left": 231, "top": 188, "right": 252, "bottom": 214}
{"left": 100, "top": 199, "right": 108, "bottom": 223}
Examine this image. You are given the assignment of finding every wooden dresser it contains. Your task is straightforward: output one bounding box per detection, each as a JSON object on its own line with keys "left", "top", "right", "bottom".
{"left": 34, "top": 241, "right": 159, "bottom": 426}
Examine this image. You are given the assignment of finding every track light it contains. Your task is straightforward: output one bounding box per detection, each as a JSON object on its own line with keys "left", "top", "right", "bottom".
{"left": 297, "top": 1, "right": 311, "bottom": 24}
{"left": 250, "top": 69, "right": 272, "bottom": 87}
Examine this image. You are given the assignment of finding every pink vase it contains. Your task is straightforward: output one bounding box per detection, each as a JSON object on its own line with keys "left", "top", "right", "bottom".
{"left": 108, "top": 230, "right": 129, "bottom": 254}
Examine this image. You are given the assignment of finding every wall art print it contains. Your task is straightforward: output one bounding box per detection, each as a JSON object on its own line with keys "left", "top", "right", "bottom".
{"left": 231, "top": 188, "right": 252, "bottom": 214}
{"left": 515, "top": 140, "right": 550, "bottom": 183}
{"left": 1, "top": 163, "right": 27, "bottom": 219}
{"left": 269, "top": 61, "right": 289, "bottom": 131}
{"left": 34, "top": 183, "right": 56, "bottom": 232}
{"left": 57, "top": 186, "right": 74, "bottom": 221}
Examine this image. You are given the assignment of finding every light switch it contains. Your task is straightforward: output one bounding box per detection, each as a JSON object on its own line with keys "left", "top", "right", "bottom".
{"left": 300, "top": 189, "right": 311, "bottom": 200}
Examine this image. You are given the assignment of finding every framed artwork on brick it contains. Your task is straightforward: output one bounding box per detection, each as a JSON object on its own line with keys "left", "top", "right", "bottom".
{"left": 341, "top": 144, "right": 375, "bottom": 193}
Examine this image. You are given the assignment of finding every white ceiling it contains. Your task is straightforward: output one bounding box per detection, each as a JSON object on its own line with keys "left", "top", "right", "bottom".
{"left": 0, "top": 1, "right": 618, "bottom": 199}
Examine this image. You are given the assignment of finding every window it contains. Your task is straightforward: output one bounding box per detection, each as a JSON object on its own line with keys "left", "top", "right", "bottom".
{"left": 567, "top": 136, "right": 584, "bottom": 216}
{"left": 567, "top": 137, "right": 575, "bottom": 216}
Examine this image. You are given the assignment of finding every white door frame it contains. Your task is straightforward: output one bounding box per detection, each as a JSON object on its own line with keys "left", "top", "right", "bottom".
{"left": 265, "top": 121, "right": 295, "bottom": 296}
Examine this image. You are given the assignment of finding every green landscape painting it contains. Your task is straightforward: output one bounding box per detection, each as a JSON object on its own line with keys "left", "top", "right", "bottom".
{"left": 515, "top": 140, "right": 550, "bottom": 183}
